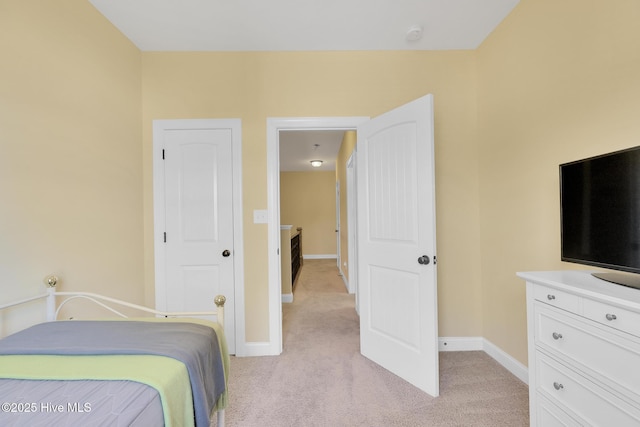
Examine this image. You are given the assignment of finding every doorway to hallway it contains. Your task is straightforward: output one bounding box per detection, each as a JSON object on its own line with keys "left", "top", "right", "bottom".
{"left": 266, "top": 117, "right": 368, "bottom": 356}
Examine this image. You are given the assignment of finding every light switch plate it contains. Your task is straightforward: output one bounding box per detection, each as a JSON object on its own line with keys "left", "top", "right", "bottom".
{"left": 253, "top": 209, "right": 268, "bottom": 224}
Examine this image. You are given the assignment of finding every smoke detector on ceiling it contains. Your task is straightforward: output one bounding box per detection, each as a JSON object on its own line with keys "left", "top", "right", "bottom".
{"left": 406, "top": 25, "right": 423, "bottom": 42}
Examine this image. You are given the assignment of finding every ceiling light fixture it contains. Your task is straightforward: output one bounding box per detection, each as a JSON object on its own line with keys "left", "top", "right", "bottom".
{"left": 310, "top": 160, "right": 323, "bottom": 168}
{"left": 406, "top": 25, "right": 423, "bottom": 42}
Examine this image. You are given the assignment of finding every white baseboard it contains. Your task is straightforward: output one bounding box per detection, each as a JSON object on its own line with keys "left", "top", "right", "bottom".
{"left": 439, "top": 336, "right": 483, "bottom": 351}
{"left": 282, "top": 293, "right": 293, "bottom": 303}
{"left": 338, "top": 267, "right": 350, "bottom": 292}
{"left": 482, "top": 338, "right": 528, "bottom": 384}
{"left": 240, "top": 333, "right": 528, "bottom": 383}
{"left": 238, "top": 341, "right": 281, "bottom": 357}
{"left": 303, "top": 254, "right": 337, "bottom": 260}
{"left": 439, "top": 336, "right": 528, "bottom": 385}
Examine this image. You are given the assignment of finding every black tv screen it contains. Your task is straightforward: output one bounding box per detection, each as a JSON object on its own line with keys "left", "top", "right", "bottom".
{"left": 560, "top": 146, "right": 640, "bottom": 286}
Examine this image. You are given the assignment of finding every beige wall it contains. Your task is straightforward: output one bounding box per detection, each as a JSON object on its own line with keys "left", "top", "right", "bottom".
{"left": 0, "top": 0, "right": 142, "bottom": 334}
{"left": 476, "top": 0, "right": 640, "bottom": 364}
{"left": 12, "top": 0, "right": 627, "bottom": 366}
{"left": 336, "top": 131, "right": 357, "bottom": 281}
{"left": 141, "top": 51, "right": 481, "bottom": 342}
{"left": 280, "top": 171, "right": 336, "bottom": 256}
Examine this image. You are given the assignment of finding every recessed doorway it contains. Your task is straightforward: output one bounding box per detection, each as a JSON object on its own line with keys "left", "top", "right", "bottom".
{"left": 266, "top": 117, "right": 369, "bottom": 355}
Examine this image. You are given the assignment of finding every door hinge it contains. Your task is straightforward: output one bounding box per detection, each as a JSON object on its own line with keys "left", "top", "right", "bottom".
{"left": 162, "top": 149, "right": 165, "bottom": 160}
{"left": 164, "top": 232, "right": 166, "bottom": 243}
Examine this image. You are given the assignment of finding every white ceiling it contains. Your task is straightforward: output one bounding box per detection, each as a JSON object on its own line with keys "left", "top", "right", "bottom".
{"left": 88, "top": 0, "right": 520, "bottom": 52}
{"left": 279, "top": 130, "right": 346, "bottom": 172}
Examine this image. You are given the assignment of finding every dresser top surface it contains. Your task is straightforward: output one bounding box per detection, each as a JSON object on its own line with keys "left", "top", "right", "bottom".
{"left": 517, "top": 270, "right": 640, "bottom": 308}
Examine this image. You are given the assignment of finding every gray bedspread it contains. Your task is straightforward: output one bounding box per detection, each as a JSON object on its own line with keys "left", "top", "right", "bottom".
{"left": 0, "top": 379, "right": 165, "bottom": 426}
{"left": 0, "top": 321, "right": 224, "bottom": 427}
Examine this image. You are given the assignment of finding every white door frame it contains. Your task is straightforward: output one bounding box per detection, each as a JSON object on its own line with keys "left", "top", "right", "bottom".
{"left": 336, "top": 181, "right": 341, "bottom": 270}
{"left": 346, "top": 151, "right": 358, "bottom": 298}
{"left": 152, "top": 118, "right": 246, "bottom": 356}
{"left": 266, "top": 117, "right": 368, "bottom": 355}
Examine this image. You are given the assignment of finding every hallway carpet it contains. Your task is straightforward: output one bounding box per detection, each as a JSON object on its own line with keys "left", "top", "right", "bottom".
{"left": 222, "top": 259, "right": 529, "bottom": 426}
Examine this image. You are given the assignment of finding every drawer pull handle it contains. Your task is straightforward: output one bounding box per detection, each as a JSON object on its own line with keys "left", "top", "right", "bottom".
{"left": 547, "top": 294, "right": 556, "bottom": 301}
{"left": 605, "top": 313, "right": 617, "bottom": 321}
{"left": 552, "top": 332, "right": 563, "bottom": 340}
{"left": 553, "top": 382, "right": 564, "bottom": 391}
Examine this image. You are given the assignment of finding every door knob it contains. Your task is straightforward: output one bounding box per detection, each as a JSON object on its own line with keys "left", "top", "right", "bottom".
{"left": 222, "top": 249, "right": 231, "bottom": 257}
{"left": 418, "top": 255, "right": 430, "bottom": 265}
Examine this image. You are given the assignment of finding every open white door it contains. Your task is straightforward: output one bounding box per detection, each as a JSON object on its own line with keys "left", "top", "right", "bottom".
{"left": 357, "top": 94, "right": 439, "bottom": 396}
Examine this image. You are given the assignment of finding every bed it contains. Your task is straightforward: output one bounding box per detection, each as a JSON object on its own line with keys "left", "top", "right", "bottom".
{"left": 0, "top": 275, "right": 229, "bottom": 427}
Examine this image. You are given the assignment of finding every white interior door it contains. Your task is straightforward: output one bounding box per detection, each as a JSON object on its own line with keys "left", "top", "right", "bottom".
{"left": 357, "top": 94, "right": 439, "bottom": 396}
{"left": 154, "top": 121, "right": 238, "bottom": 353}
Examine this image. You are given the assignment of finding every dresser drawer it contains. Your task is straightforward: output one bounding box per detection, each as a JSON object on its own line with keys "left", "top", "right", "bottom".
{"left": 536, "top": 351, "right": 640, "bottom": 426}
{"left": 533, "top": 284, "right": 580, "bottom": 312}
{"left": 583, "top": 297, "right": 640, "bottom": 338}
{"left": 535, "top": 393, "right": 581, "bottom": 427}
{"left": 535, "top": 302, "right": 640, "bottom": 401}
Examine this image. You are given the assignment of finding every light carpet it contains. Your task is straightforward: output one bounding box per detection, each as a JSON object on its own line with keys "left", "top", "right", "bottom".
{"left": 222, "top": 259, "right": 529, "bottom": 426}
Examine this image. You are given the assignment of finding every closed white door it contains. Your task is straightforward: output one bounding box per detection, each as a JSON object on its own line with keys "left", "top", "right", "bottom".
{"left": 357, "top": 94, "right": 439, "bottom": 396}
{"left": 154, "top": 121, "right": 238, "bottom": 353}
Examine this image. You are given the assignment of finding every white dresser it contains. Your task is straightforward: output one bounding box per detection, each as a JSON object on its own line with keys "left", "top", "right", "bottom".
{"left": 518, "top": 271, "right": 640, "bottom": 426}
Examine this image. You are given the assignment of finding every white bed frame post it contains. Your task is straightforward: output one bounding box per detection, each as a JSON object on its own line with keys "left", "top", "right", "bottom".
{"left": 45, "top": 275, "right": 58, "bottom": 322}
{"left": 214, "top": 295, "right": 226, "bottom": 328}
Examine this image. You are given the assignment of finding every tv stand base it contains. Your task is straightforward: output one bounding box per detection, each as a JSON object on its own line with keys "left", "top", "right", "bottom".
{"left": 592, "top": 272, "right": 640, "bottom": 290}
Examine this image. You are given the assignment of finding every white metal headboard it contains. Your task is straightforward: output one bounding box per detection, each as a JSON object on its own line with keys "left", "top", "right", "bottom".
{"left": 0, "top": 275, "right": 226, "bottom": 328}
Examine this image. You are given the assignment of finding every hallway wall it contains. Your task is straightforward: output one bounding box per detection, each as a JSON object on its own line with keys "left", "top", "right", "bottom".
{"left": 280, "top": 171, "right": 336, "bottom": 257}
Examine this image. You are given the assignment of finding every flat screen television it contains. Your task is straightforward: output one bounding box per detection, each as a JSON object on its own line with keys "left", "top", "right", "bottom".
{"left": 560, "top": 146, "right": 640, "bottom": 289}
